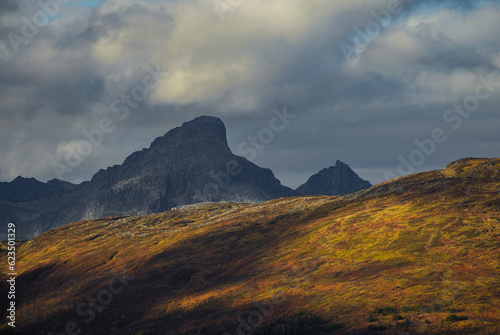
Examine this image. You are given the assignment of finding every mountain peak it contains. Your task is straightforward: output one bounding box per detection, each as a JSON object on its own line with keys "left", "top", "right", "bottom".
{"left": 335, "top": 160, "right": 349, "bottom": 168}
{"left": 183, "top": 115, "right": 225, "bottom": 127}
{"left": 296, "top": 161, "right": 372, "bottom": 196}
{"left": 41, "top": 115, "right": 296, "bottom": 238}
{"left": 12, "top": 176, "right": 39, "bottom": 183}
{"left": 0, "top": 176, "right": 75, "bottom": 203}
{"left": 150, "top": 115, "right": 228, "bottom": 151}
{"left": 180, "top": 115, "right": 228, "bottom": 145}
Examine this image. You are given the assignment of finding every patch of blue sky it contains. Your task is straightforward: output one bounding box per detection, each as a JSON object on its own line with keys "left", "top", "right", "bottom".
{"left": 406, "top": 0, "right": 494, "bottom": 17}
{"left": 67, "top": 0, "right": 169, "bottom": 9}
{"left": 386, "top": 0, "right": 496, "bottom": 26}
{"left": 44, "top": 1, "right": 105, "bottom": 22}
{"left": 68, "top": 0, "right": 106, "bottom": 8}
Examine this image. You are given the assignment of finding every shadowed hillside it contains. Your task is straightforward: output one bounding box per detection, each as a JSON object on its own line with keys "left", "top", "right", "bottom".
{"left": 1, "top": 158, "right": 499, "bottom": 335}
{"left": 1, "top": 116, "right": 296, "bottom": 240}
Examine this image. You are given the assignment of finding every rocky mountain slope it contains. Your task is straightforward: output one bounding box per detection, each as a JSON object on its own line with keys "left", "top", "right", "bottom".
{"left": 296, "top": 160, "right": 372, "bottom": 196}
{"left": 2, "top": 158, "right": 499, "bottom": 334}
{"left": 1, "top": 116, "right": 372, "bottom": 240}
{"left": 1, "top": 116, "right": 297, "bottom": 239}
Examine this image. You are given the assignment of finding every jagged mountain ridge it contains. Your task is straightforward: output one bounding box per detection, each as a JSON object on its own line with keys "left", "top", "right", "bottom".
{"left": 296, "top": 160, "right": 372, "bottom": 196}
{"left": 71, "top": 116, "right": 296, "bottom": 216}
{"left": 1, "top": 116, "right": 371, "bottom": 239}
{"left": 2, "top": 116, "right": 298, "bottom": 239}
{"left": 0, "top": 176, "right": 75, "bottom": 203}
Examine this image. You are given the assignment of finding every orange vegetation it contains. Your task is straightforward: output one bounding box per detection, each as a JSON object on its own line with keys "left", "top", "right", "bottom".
{"left": 1, "top": 158, "right": 499, "bottom": 334}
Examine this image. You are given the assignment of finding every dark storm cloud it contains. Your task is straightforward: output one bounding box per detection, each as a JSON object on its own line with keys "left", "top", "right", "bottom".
{"left": 391, "top": 28, "right": 496, "bottom": 73}
{"left": 0, "top": 0, "right": 17, "bottom": 12}
{"left": 0, "top": 0, "right": 499, "bottom": 186}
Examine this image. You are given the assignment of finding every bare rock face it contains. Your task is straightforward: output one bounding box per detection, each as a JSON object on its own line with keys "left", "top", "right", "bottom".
{"left": 3, "top": 116, "right": 296, "bottom": 239}
{"left": 68, "top": 116, "right": 296, "bottom": 220}
{"left": 296, "top": 160, "right": 372, "bottom": 196}
{"left": 2, "top": 117, "right": 377, "bottom": 240}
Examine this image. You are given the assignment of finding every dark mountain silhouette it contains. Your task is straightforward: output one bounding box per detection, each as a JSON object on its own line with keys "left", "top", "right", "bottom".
{"left": 1, "top": 116, "right": 373, "bottom": 240}
{"left": 296, "top": 160, "right": 371, "bottom": 196}
{"left": 0, "top": 176, "right": 75, "bottom": 202}
{"left": 2, "top": 116, "right": 297, "bottom": 239}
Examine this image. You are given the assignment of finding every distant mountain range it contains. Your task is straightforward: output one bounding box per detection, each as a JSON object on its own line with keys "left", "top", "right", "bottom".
{"left": 0, "top": 177, "right": 75, "bottom": 203}
{"left": 0, "top": 116, "right": 371, "bottom": 239}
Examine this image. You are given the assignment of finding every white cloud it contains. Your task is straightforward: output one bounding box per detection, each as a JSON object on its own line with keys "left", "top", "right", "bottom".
{"left": 1, "top": 0, "right": 500, "bottom": 184}
{"left": 343, "top": 4, "right": 499, "bottom": 107}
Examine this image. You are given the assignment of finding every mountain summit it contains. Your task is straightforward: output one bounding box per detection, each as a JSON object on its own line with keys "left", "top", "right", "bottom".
{"left": 296, "top": 160, "right": 372, "bottom": 196}
{"left": 85, "top": 115, "right": 295, "bottom": 214}
{"left": 149, "top": 116, "right": 230, "bottom": 152}
{"left": 1, "top": 116, "right": 374, "bottom": 239}
{"left": 3, "top": 116, "right": 296, "bottom": 239}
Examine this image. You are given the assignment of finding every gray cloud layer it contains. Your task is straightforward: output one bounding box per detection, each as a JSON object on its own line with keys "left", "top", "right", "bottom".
{"left": 0, "top": 0, "right": 499, "bottom": 188}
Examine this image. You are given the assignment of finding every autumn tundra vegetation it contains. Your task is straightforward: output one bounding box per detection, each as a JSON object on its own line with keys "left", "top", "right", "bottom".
{"left": 1, "top": 158, "right": 499, "bottom": 334}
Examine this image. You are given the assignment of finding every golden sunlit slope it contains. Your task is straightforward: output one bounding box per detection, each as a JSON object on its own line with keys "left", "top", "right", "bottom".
{"left": 1, "top": 158, "right": 499, "bottom": 335}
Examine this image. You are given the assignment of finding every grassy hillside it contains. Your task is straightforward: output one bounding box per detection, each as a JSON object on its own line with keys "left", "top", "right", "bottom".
{"left": 1, "top": 158, "right": 499, "bottom": 334}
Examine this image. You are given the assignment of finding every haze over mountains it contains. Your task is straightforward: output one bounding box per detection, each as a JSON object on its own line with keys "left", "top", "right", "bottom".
{"left": 0, "top": 116, "right": 371, "bottom": 239}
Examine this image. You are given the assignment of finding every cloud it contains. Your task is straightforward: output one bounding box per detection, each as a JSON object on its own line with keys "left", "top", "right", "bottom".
{"left": 0, "top": 0, "right": 499, "bottom": 186}
{"left": 0, "top": 0, "right": 17, "bottom": 13}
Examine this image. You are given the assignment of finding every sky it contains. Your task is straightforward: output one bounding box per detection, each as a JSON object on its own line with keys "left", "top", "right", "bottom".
{"left": 0, "top": 0, "right": 499, "bottom": 189}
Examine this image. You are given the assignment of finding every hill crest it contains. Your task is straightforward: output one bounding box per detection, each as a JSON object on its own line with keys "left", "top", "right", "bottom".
{"left": 2, "top": 158, "right": 499, "bottom": 335}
